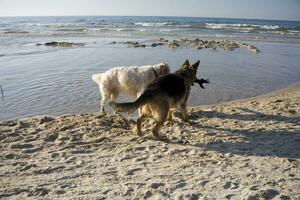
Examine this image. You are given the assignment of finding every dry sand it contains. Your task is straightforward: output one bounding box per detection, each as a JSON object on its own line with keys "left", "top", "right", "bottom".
{"left": 1, "top": 83, "right": 300, "bottom": 200}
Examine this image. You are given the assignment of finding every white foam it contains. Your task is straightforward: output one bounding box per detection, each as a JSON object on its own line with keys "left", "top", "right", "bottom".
{"left": 134, "top": 22, "right": 176, "bottom": 26}
{"left": 205, "top": 23, "right": 280, "bottom": 30}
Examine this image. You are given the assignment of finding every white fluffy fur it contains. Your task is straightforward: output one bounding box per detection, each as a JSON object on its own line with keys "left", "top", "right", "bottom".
{"left": 92, "top": 63, "right": 170, "bottom": 112}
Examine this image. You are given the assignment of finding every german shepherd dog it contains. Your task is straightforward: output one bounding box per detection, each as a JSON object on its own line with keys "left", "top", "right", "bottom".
{"left": 109, "top": 59, "right": 200, "bottom": 139}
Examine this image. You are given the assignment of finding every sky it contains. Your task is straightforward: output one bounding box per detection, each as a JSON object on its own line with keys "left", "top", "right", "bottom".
{"left": 0, "top": 0, "right": 300, "bottom": 21}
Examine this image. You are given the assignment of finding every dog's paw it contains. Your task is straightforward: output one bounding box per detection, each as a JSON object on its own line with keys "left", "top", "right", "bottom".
{"left": 133, "top": 126, "right": 145, "bottom": 137}
{"left": 99, "top": 110, "right": 106, "bottom": 114}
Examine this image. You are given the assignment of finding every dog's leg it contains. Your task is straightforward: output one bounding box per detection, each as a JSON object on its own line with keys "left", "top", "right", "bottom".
{"left": 98, "top": 86, "right": 106, "bottom": 113}
{"left": 152, "top": 121, "right": 164, "bottom": 139}
{"left": 98, "top": 87, "right": 104, "bottom": 112}
{"left": 100, "top": 93, "right": 110, "bottom": 113}
{"left": 180, "top": 90, "right": 190, "bottom": 123}
{"left": 100, "top": 97, "right": 106, "bottom": 113}
{"left": 136, "top": 91, "right": 143, "bottom": 117}
{"left": 180, "top": 103, "right": 189, "bottom": 123}
{"left": 136, "top": 115, "right": 146, "bottom": 137}
{"left": 110, "top": 92, "right": 119, "bottom": 114}
{"left": 152, "top": 104, "right": 168, "bottom": 139}
{"left": 167, "top": 108, "right": 175, "bottom": 121}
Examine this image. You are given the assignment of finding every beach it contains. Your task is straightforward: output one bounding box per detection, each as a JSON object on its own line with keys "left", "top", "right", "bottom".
{"left": 1, "top": 82, "right": 299, "bottom": 199}
{"left": 1, "top": 15, "right": 300, "bottom": 199}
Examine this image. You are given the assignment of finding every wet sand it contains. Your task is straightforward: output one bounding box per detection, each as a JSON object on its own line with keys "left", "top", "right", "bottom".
{"left": 0, "top": 83, "right": 299, "bottom": 199}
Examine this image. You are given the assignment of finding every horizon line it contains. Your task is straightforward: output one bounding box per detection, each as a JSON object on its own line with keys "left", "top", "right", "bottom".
{"left": 0, "top": 14, "right": 299, "bottom": 22}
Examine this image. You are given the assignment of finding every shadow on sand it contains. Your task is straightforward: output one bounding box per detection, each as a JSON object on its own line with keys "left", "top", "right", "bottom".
{"left": 172, "top": 108, "right": 300, "bottom": 159}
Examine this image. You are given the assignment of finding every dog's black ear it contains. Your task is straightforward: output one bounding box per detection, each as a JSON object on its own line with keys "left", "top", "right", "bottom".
{"left": 192, "top": 60, "right": 200, "bottom": 70}
{"left": 182, "top": 59, "right": 189, "bottom": 66}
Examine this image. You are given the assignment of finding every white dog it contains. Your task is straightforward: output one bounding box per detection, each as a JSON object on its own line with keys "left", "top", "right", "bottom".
{"left": 92, "top": 63, "right": 170, "bottom": 112}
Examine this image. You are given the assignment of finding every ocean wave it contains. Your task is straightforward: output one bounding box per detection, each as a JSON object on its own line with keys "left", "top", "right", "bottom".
{"left": 56, "top": 28, "right": 86, "bottom": 32}
{"left": 0, "top": 16, "right": 299, "bottom": 40}
{"left": 2, "top": 30, "right": 29, "bottom": 34}
{"left": 203, "top": 23, "right": 300, "bottom": 36}
{"left": 259, "top": 30, "right": 300, "bottom": 36}
{"left": 116, "top": 28, "right": 136, "bottom": 32}
{"left": 28, "top": 23, "right": 88, "bottom": 28}
{"left": 139, "top": 28, "right": 177, "bottom": 32}
{"left": 134, "top": 22, "right": 190, "bottom": 27}
{"left": 205, "top": 23, "right": 280, "bottom": 30}
{"left": 85, "top": 28, "right": 111, "bottom": 32}
{"left": 135, "top": 22, "right": 176, "bottom": 26}
{"left": 288, "top": 30, "right": 300, "bottom": 33}
{"left": 89, "top": 28, "right": 136, "bottom": 32}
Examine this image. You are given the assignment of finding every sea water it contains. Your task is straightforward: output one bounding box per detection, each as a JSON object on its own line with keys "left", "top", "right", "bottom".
{"left": 0, "top": 16, "right": 300, "bottom": 121}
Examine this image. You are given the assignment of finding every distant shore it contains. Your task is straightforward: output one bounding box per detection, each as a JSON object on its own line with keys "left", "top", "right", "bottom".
{"left": 1, "top": 80, "right": 299, "bottom": 199}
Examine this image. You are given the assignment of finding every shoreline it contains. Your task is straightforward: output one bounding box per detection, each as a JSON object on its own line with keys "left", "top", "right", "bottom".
{"left": 6, "top": 80, "right": 300, "bottom": 123}
{"left": 1, "top": 77, "right": 299, "bottom": 199}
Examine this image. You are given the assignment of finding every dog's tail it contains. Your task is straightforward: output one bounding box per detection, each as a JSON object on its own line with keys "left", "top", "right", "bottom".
{"left": 91, "top": 73, "right": 102, "bottom": 84}
{"left": 109, "top": 90, "right": 152, "bottom": 113}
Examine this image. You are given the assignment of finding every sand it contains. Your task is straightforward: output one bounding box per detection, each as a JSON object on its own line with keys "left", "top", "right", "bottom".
{"left": 0, "top": 83, "right": 299, "bottom": 200}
